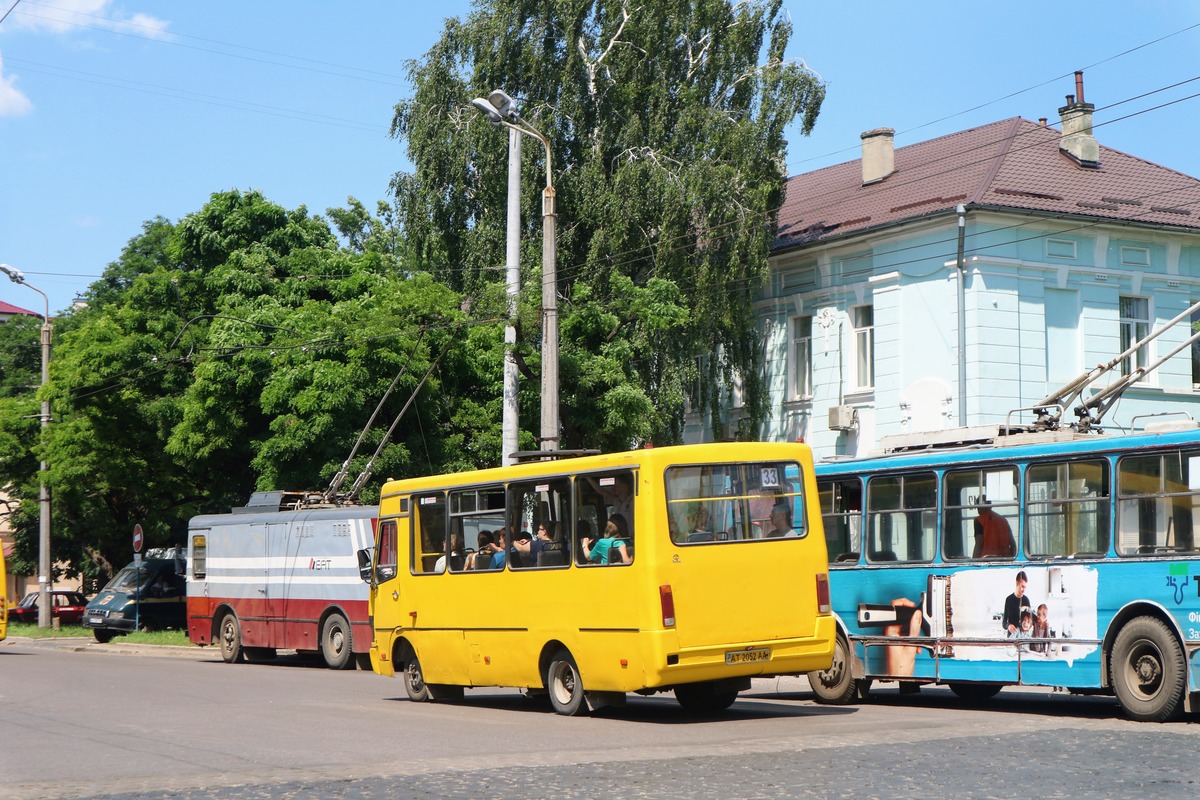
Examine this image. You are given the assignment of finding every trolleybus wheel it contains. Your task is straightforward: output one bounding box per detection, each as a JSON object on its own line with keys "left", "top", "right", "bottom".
{"left": 674, "top": 682, "right": 739, "bottom": 713}
{"left": 1111, "top": 616, "right": 1186, "bottom": 722}
{"left": 403, "top": 652, "right": 432, "bottom": 702}
{"left": 948, "top": 682, "right": 1002, "bottom": 701}
{"left": 320, "top": 612, "right": 354, "bottom": 670}
{"left": 546, "top": 649, "right": 586, "bottom": 716}
{"left": 219, "top": 612, "right": 244, "bottom": 664}
{"left": 808, "top": 633, "right": 859, "bottom": 705}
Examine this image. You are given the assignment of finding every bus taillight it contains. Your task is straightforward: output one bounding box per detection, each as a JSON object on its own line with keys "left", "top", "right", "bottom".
{"left": 659, "top": 584, "right": 676, "bottom": 628}
{"left": 816, "top": 573, "right": 830, "bottom": 614}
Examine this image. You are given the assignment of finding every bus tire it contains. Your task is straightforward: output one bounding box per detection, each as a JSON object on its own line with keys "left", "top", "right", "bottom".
{"left": 808, "top": 633, "right": 859, "bottom": 705}
{"left": 403, "top": 652, "right": 432, "bottom": 702}
{"left": 320, "top": 613, "right": 354, "bottom": 670}
{"left": 546, "top": 649, "right": 586, "bottom": 716}
{"left": 1111, "top": 616, "right": 1186, "bottom": 722}
{"left": 675, "top": 682, "right": 739, "bottom": 713}
{"left": 948, "top": 683, "right": 1002, "bottom": 701}
{"left": 92, "top": 629, "right": 114, "bottom": 644}
{"left": 219, "top": 613, "right": 244, "bottom": 664}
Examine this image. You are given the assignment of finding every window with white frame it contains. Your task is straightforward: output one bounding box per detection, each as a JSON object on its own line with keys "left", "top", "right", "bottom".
{"left": 852, "top": 305, "right": 875, "bottom": 389}
{"left": 1119, "top": 296, "right": 1149, "bottom": 377}
{"left": 791, "top": 315, "right": 812, "bottom": 399}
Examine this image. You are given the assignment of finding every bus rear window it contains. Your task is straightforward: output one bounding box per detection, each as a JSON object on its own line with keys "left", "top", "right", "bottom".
{"left": 666, "top": 461, "right": 806, "bottom": 544}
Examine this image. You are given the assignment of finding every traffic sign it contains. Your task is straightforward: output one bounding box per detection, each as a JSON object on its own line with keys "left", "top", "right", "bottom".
{"left": 132, "top": 523, "right": 143, "bottom": 554}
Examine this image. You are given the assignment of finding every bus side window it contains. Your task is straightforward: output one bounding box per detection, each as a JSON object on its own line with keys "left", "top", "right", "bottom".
{"left": 866, "top": 472, "right": 936, "bottom": 563}
{"left": 412, "top": 494, "right": 447, "bottom": 575}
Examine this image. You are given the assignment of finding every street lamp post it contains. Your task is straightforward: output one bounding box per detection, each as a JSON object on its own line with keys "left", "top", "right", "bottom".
{"left": 0, "top": 264, "right": 52, "bottom": 628}
{"left": 472, "top": 90, "right": 559, "bottom": 456}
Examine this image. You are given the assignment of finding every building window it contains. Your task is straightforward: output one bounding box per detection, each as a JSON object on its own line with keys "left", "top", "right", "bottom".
{"left": 852, "top": 305, "right": 875, "bottom": 389}
{"left": 1119, "top": 296, "right": 1149, "bottom": 377}
{"left": 792, "top": 316, "right": 812, "bottom": 399}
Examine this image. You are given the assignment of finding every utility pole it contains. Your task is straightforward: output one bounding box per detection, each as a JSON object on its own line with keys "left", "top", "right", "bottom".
{"left": 1, "top": 264, "right": 53, "bottom": 628}
{"left": 472, "top": 90, "right": 560, "bottom": 458}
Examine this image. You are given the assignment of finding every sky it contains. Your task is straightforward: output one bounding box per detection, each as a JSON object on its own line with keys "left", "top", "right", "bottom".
{"left": 2, "top": 0, "right": 1199, "bottom": 316}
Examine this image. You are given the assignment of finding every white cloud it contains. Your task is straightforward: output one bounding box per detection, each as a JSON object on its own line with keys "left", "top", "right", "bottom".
{"left": 10, "top": 0, "right": 171, "bottom": 40}
{"left": 0, "top": 56, "right": 33, "bottom": 117}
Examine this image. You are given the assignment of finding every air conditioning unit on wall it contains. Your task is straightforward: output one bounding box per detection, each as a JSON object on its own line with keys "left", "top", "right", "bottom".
{"left": 828, "top": 405, "right": 857, "bottom": 432}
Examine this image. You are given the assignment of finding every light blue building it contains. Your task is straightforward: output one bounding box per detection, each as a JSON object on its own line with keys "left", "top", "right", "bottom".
{"left": 690, "top": 76, "right": 1200, "bottom": 459}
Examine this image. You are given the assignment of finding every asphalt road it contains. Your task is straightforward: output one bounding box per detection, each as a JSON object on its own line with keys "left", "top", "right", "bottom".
{"left": 2, "top": 636, "right": 1197, "bottom": 799}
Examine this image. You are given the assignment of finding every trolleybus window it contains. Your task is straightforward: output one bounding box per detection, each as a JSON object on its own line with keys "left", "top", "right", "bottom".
{"left": 866, "top": 472, "right": 936, "bottom": 562}
{"left": 943, "top": 467, "right": 1018, "bottom": 560}
{"left": 819, "top": 478, "right": 862, "bottom": 562}
{"left": 1117, "top": 448, "right": 1200, "bottom": 555}
{"left": 1025, "top": 459, "right": 1109, "bottom": 558}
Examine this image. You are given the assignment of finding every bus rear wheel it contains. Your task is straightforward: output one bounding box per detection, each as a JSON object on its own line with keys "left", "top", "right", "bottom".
{"left": 546, "top": 649, "right": 587, "bottom": 716}
{"left": 320, "top": 613, "right": 354, "bottom": 670}
{"left": 1111, "top": 616, "right": 1186, "bottom": 722}
{"left": 675, "top": 682, "right": 738, "bottom": 713}
{"left": 809, "top": 633, "right": 859, "bottom": 705}
{"left": 219, "top": 613, "right": 244, "bottom": 663}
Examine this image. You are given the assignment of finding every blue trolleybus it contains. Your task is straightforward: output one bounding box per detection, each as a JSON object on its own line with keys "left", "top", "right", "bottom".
{"left": 807, "top": 419, "right": 1200, "bottom": 721}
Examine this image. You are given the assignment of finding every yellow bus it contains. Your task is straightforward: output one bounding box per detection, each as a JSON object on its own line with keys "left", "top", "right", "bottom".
{"left": 361, "top": 442, "right": 836, "bottom": 715}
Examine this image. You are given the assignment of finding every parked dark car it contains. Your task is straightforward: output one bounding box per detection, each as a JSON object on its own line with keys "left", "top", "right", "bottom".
{"left": 8, "top": 590, "right": 89, "bottom": 625}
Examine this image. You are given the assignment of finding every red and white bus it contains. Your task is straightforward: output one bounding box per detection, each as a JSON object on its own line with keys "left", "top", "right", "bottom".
{"left": 187, "top": 492, "right": 376, "bottom": 669}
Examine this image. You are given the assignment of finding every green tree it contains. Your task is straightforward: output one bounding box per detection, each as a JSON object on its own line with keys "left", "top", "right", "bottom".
{"left": 4, "top": 190, "right": 486, "bottom": 579}
{"left": 393, "top": 0, "right": 824, "bottom": 448}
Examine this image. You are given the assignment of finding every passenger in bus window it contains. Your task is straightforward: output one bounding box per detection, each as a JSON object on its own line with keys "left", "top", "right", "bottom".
{"left": 766, "top": 502, "right": 798, "bottom": 537}
{"left": 465, "top": 531, "right": 494, "bottom": 570}
{"left": 972, "top": 499, "right": 1015, "bottom": 558}
{"left": 583, "top": 514, "right": 631, "bottom": 565}
{"left": 509, "top": 529, "right": 534, "bottom": 568}
{"left": 487, "top": 528, "right": 509, "bottom": 569}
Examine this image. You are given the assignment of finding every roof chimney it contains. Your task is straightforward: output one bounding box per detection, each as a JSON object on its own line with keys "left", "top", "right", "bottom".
{"left": 1058, "top": 70, "right": 1099, "bottom": 168}
{"left": 860, "top": 127, "right": 895, "bottom": 185}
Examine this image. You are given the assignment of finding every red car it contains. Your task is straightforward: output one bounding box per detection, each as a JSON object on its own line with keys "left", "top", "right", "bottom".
{"left": 8, "top": 591, "right": 89, "bottom": 625}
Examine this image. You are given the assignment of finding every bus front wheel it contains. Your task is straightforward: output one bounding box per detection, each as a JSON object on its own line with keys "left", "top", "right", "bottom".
{"left": 219, "top": 613, "right": 244, "bottom": 664}
{"left": 546, "top": 649, "right": 587, "bottom": 716}
{"left": 809, "top": 633, "right": 859, "bottom": 705}
{"left": 1111, "top": 616, "right": 1186, "bottom": 722}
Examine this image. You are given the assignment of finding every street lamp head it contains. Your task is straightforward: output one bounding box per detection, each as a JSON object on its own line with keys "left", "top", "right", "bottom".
{"left": 471, "top": 97, "right": 504, "bottom": 126}
{"left": 471, "top": 89, "right": 520, "bottom": 126}
{"left": 0, "top": 263, "right": 25, "bottom": 284}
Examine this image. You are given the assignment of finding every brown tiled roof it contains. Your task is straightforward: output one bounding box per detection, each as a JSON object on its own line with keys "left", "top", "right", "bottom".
{"left": 0, "top": 300, "right": 39, "bottom": 317}
{"left": 774, "top": 117, "right": 1200, "bottom": 253}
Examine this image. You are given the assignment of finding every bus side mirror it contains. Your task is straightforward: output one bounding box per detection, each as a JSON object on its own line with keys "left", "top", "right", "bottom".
{"left": 357, "top": 548, "right": 373, "bottom": 583}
